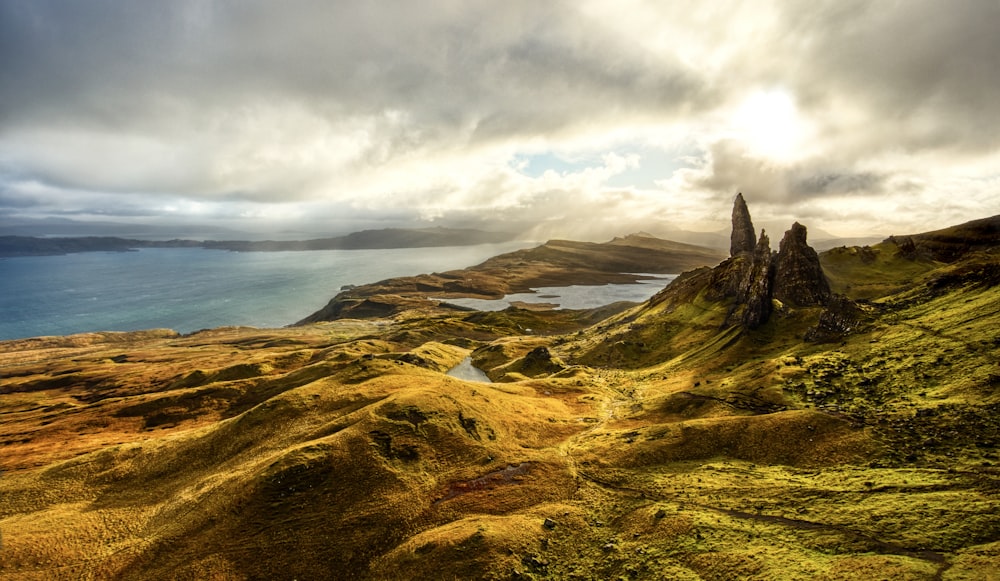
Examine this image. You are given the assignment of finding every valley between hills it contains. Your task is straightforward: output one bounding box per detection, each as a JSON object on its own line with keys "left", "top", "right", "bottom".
{"left": 1, "top": 197, "right": 999, "bottom": 580}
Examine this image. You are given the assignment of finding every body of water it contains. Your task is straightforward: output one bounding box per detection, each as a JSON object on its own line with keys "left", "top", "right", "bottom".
{"left": 445, "top": 357, "right": 492, "bottom": 382}
{"left": 442, "top": 275, "right": 678, "bottom": 311}
{"left": 0, "top": 244, "right": 538, "bottom": 341}
{"left": 0, "top": 246, "right": 678, "bottom": 341}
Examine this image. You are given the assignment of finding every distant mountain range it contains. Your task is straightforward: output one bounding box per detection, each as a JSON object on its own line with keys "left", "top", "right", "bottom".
{"left": 0, "top": 227, "right": 516, "bottom": 257}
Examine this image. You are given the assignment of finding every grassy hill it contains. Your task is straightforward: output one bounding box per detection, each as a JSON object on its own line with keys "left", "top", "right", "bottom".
{"left": 0, "top": 216, "right": 998, "bottom": 580}
{"left": 298, "top": 233, "right": 725, "bottom": 323}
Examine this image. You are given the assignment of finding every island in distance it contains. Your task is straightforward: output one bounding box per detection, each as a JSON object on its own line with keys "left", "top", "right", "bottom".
{"left": 0, "top": 226, "right": 517, "bottom": 257}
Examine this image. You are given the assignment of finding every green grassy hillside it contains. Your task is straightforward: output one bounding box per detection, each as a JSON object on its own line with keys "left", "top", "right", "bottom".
{"left": 1, "top": 217, "right": 998, "bottom": 580}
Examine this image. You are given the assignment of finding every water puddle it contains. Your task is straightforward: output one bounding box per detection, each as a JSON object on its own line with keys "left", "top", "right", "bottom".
{"left": 446, "top": 357, "right": 491, "bottom": 382}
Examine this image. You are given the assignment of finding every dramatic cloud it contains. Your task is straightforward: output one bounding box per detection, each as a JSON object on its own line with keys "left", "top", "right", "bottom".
{"left": 1, "top": 0, "right": 998, "bottom": 239}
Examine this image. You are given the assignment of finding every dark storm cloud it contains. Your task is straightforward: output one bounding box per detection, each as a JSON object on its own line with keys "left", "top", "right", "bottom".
{"left": 779, "top": 0, "right": 1000, "bottom": 155}
{"left": 0, "top": 1, "right": 701, "bottom": 136}
{"left": 789, "top": 171, "right": 885, "bottom": 198}
{"left": 692, "top": 141, "right": 887, "bottom": 202}
{"left": 0, "top": 0, "right": 708, "bottom": 226}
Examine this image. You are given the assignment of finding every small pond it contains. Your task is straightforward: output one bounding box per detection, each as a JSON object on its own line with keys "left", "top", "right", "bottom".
{"left": 446, "top": 357, "right": 492, "bottom": 382}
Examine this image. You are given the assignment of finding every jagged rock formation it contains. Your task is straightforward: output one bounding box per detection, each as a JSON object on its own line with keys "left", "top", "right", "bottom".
{"left": 735, "top": 231, "right": 774, "bottom": 328}
{"left": 773, "top": 222, "right": 832, "bottom": 307}
{"left": 730, "top": 192, "right": 757, "bottom": 256}
{"left": 717, "top": 198, "right": 836, "bottom": 329}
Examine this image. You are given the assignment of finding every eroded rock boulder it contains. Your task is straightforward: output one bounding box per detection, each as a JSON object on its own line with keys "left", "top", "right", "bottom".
{"left": 520, "top": 346, "right": 566, "bottom": 377}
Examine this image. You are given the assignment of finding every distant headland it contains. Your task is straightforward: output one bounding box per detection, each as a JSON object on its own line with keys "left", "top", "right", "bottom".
{"left": 0, "top": 227, "right": 516, "bottom": 257}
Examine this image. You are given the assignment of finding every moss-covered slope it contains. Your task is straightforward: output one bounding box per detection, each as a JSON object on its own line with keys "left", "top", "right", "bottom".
{"left": 1, "top": 214, "right": 998, "bottom": 580}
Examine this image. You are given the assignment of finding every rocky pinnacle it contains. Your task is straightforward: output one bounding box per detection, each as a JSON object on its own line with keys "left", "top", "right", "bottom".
{"left": 773, "top": 222, "right": 832, "bottom": 306}
{"left": 737, "top": 230, "right": 774, "bottom": 328}
{"left": 730, "top": 192, "right": 757, "bottom": 257}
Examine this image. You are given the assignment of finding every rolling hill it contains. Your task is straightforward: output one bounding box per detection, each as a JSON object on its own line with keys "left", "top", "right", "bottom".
{"left": 0, "top": 198, "right": 998, "bottom": 580}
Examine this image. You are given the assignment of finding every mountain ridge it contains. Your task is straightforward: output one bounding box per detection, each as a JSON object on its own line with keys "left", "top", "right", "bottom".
{"left": 0, "top": 227, "right": 516, "bottom": 257}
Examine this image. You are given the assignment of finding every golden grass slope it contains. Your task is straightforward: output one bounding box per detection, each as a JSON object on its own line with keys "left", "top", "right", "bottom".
{"left": 1, "top": 228, "right": 999, "bottom": 579}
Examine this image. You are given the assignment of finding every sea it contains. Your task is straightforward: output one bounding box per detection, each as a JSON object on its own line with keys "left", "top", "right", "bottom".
{"left": 0, "top": 244, "right": 678, "bottom": 341}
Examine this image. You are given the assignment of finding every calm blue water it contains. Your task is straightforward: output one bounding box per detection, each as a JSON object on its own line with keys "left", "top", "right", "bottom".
{"left": 442, "top": 275, "right": 678, "bottom": 311}
{"left": 0, "top": 244, "right": 538, "bottom": 341}
{"left": 0, "top": 246, "right": 681, "bottom": 341}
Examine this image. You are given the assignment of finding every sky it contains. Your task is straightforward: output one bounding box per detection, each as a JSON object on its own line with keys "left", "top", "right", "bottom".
{"left": 1, "top": 0, "right": 999, "bottom": 241}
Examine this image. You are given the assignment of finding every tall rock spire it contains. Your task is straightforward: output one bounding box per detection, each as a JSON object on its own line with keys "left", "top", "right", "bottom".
{"left": 711, "top": 195, "right": 835, "bottom": 330}
{"left": 730, "top": 192, "right": 757, "bottom": 257}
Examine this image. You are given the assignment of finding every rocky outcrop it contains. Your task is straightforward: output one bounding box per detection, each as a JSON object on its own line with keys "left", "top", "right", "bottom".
{"left": 773, "top": 222, "right": 832, "bottom": 307}
{"left": 712, "top": 198, "right": 837, "bottom": 330}
{"left": 804, "top": 294, "right": 871, "bottom": 342}
{"left": 730, "top": 192, "right": 757, "bottom": 257}
{"left": 523, "top": 346, "right": 557, "bottom": 368}
{"left": 733, "top": 231, "right": 774, "bottom": 328}
{"left": 516, "top": 346, "right": 566, "bottom": 378}
{"left": 894, "top": 235, "right": 918, "bottom": 259}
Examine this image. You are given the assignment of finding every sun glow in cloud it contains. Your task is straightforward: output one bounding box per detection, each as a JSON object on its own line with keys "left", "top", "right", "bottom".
{"left": 730, "top": 89, "right": 805, "bottom": 162}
